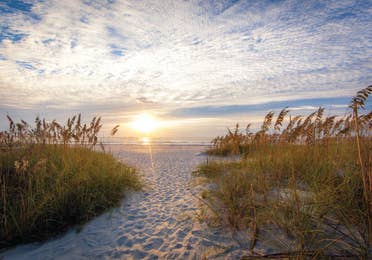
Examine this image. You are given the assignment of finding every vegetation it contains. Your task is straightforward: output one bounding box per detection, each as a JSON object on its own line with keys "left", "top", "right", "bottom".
{"left": 196, "top": 86, "right": 372, "bottom": 258}
{"left": 0, "top": 115, "right": 141, "bottom": 249}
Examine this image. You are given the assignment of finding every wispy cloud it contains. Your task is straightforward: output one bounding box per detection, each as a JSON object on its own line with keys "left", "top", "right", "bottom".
{"left": 169, "top": 96, "right": 358, "bottom": 117}
{"left": 0, "top": 0, "right": 371, "bottom": 136}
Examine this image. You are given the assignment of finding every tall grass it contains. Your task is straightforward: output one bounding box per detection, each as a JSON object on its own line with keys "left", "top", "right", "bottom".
{"left": 196, "top": 86, "right": 372, "bottom": 258}
{"left": 0, "top": 115, "right": 141, "bottom": 249}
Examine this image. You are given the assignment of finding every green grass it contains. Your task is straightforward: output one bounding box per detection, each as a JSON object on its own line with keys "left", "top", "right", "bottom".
{"left": 0, "top": 115, "right": 142, "bottom": 249}
{"left": 195, "top": 86, "right": 372, "bottom": 257}
{"left": 0, "top": 144, "right": 141, "bottom": 248}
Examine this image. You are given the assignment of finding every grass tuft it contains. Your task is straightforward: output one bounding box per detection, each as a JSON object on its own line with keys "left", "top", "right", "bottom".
{"left": 197, "top": 86, "right": 372, "bottom": 257}
{"left": 0, "top": 116, "right": 142, "bottom": 249}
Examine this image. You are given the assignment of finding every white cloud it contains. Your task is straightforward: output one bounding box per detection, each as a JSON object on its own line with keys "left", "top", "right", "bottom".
{"left": 0, "top": 0, "right": 371, "bottom": 136}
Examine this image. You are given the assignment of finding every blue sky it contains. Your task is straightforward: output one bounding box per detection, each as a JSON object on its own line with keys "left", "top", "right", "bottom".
{"left": 0, "top": 0, "right": 371, "bottom": 139}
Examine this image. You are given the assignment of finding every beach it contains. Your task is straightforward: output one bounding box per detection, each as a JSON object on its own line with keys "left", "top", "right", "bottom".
{"left": 1, "top": 0, "right": 371, "bottom": 257}
{"left": 2, "top": 144, "right": 253, "bottom": 259}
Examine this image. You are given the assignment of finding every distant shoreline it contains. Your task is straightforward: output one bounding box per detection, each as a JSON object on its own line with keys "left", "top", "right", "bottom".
{"left": 101, "top": 141, "right": 211, "bottom": 146}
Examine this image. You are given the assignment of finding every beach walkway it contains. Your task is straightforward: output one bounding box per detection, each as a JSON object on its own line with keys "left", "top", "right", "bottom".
{"left": 2, "top": 145, "right": 250, "bottom": 259}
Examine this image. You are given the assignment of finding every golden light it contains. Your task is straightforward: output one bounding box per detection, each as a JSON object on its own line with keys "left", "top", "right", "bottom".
{"left": 141, "top": 137, "right": 151, "bottom": 145}
{"left": 130, "top": 113, "right": 158, "bottom": 133}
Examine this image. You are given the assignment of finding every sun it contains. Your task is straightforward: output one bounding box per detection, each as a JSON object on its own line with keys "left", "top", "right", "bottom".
{"left": 130, "top": 113, "right": 158, "bottom": 133}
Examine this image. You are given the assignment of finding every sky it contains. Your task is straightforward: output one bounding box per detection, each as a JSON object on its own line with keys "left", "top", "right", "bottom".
{"left": 0, "top": 0, "right": 371, "bottom": 141}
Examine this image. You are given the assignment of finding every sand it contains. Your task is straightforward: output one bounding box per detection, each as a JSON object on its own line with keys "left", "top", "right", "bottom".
{"left": 1, "top": 144, "right": 255, "bottom": 259}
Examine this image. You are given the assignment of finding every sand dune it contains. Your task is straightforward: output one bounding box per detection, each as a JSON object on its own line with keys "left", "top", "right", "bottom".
{"left": 2, "top": 145, "right": 255, "bottom": 259}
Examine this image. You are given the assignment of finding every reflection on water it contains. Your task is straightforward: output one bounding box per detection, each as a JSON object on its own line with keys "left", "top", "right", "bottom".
{"left": 141, "top": 137, "right": 150, "bottom": 145}
{"left": 99, "top": 136, "right": 210, "bottom": 146}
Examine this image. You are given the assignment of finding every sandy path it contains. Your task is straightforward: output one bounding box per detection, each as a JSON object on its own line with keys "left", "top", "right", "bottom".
{"left": 2, "top": 145, "right": 251, "bottom": 259}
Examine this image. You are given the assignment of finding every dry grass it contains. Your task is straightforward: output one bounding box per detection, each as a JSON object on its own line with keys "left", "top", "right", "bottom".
{"left": 0, "top": 115, "right": 141, "bottom": 249}
{"left": 196, "top": 86, "right": 372, "bottom": 258}
{"left": 207, "top": 87, "right": 371, "bottom": 156}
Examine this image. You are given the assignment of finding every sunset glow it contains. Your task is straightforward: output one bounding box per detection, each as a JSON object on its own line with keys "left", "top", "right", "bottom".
{"left": 0, "top": 0, "right": 371, "bottom": 258}
{"left": 141, "top": 137, "right": 151, "bottom": 145}
{"left": 0, "top": 0, "right": 371, "bottom": 139}
{"left": 130, "top": 113, "right": 158, "bottom": 134}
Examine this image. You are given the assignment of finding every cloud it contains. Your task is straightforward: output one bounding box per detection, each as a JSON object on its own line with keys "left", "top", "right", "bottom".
{"left": 0, "top": 25, "right": 28, "bottom": 43}
{"left": 0, "top": 0, "right": 371, "bottom": 136}
{"left": 169, "top": 96, "right": 356, "bottom": 117}
{"left": 136, "top": 97, "right": 155, "bottom": 104}
{"left": 0, "top": 0, "right": 33, "bottom": 14}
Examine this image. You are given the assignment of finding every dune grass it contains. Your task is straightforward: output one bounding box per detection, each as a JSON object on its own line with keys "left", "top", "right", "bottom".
{"left": 0, "top": 115, "right": 141, "bottom": 249}
{"left": 195, "top": 86, "right": 372, "bottom": 258}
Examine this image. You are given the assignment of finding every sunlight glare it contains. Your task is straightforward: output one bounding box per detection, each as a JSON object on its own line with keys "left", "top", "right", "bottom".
{"left": 141, "top": 137, "right": 150, "bottom": 145}
{"left": 131, "top": 113, "right": 158, "bottom": 133}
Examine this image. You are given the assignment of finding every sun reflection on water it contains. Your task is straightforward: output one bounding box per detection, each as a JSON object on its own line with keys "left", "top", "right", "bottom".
{"left": 141, "top": 137, "right": 151, "bottom": 145}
